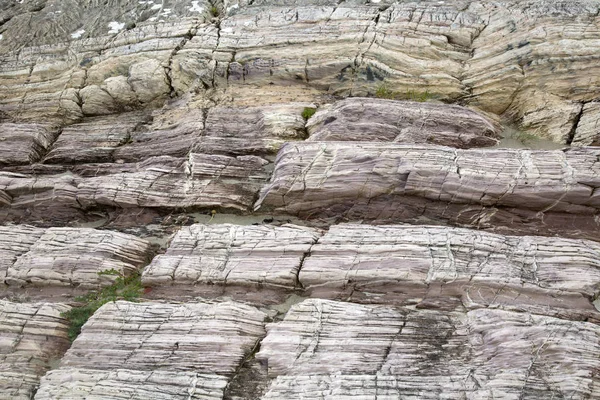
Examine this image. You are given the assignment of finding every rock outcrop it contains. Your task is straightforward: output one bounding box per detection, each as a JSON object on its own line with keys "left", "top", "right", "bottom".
{"left": 300, "top": 224, "right": 600, "bottom": 321}
{"left": 1, "top": 0, "right": 599, "bottom": 399}
{"left": 35, "top": 301, "right": 266, "bottom": 399}
{"left": 0, "top": 226, "right": 151, "bottom": 289}
{"left": 0, "top": 300, "right": 71, "bottom": 400}
{"left": 256, "top": 143, "right": 600, "bottom": 240}
{"left": 142, "top": 223, "right": 321, "bottom": 290}
{"left": 258, "top": 299, "right": 600, "bottom": 399}
{"left": 307, "top": 98, "right": 500, "bottom": 148}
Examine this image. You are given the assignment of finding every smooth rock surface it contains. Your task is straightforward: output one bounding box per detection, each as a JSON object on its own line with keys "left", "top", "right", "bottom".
{"left": 300, "top": 224, "right": 600, "bottom": 320}
{"left": 256, "top": 142, "right": 600, "bottom": 239}
{"left": 258, "top": 299, "right": 600, "bottom": 399}
{"left": 35, "top": 300, "right": 266, "bottom": 399}
{"left": 307, "top": 98, "right": 500, "bottom": 148}
{"left": 0, "top": 300, "right": 70, "bottom": 400}
{"left": 1, "top": 226, "right": 151, "bottom": 288}
{"left": 143, "top": 223, "right": 321, "bottom": 289}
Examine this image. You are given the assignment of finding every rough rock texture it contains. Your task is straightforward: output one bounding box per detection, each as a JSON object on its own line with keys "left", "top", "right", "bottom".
{"left": 300, "top": 224, "right": 600, "bottom": 321}
{"left": 0, "top": 123, "right": 59, "bottom": 166}
{"left": 0, "top": 153, "right": 270, "bottom": 224}
{"left": 307, "top": 98, "right": 500, "bottom": 148}
{"left": 572, "top": 102, "right": 600, "bottom": 147}
{"left": 256, "top": 142, "right": 600, "bottom": 240}
{"left": 0, "top": 226, "right": 151, "bottom": 288}
{"left": 257, "top": 299, "right": 600, "bottom": 399}
{"left": 1, "top": 1, "right": 599, "bottom": 139}
{"left": 143, "top": 223, "right": 321, "bottom": 289}
{"left": 0, "top": 300, "right": 71, "bottom": 400}
{"left": 35, "top": 301, "right": 266, "bottom": 399}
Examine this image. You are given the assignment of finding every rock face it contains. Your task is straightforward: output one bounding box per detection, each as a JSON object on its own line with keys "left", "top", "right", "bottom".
{"left": 300, "top": 224, "right": 600, "bottom": 321}
{"left": 1, "top": 1, "right": 599, "bottom": 140}
{"left": 258, "top": 299, "right": 600, "bottom": 399}
{"left": 0, "top": 300, "right": 71, "bottom": 400}
{"left": 0, "top": 226, "right": 151, "bottom": 289}
{"left": 307, "top": 98, "right": 500, "bottom": 148}
{"left": 256, "top": 143, "right": 600, "bottom": 240}
{"left": 35, "top": 301, "right": 266, "bottom": 399}
{"left": 142, "top": 223, "right": 321, "bottom": 290}
{"left": 1, "top": 0, "right": 600, "bottom": 399}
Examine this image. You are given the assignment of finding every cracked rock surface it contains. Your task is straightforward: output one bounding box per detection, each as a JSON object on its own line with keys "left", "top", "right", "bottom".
{"left": 0, "top": 0, "right": 599, "bottom": 399}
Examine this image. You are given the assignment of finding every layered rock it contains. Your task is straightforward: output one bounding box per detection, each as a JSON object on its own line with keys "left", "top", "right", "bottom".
{"left": 0, "top": 226, "right": 151, "bottom": 288}
{"left": 255, "top": 143, "right": 600, "bottom": 239}
{"left": 307, "top": 98, "right": 500, "bottom": 148}
{"left": 1, "top": 1, "right": 599, "bottom": 140}
{"left": 300, "top": 224, "right": 600, "bottom": 321}
{"left": 0, "top": 152, "right": 270, "bottom": 224}
{"left": 35, "top": 301, "right": 266, "bottom": 399}
{"left": 257, "top": 299, "right": 600, "bottom": 399}
{"left": 0, "top": 300, "right": 71, "bottom": 400}
{"left": 572, "top": 102, "right": 600, "bottom": 147}
{"left": 143, "top": 223, "right": 320, "bottom": 290}
{"left": 0, "top": 123, "right": 59, "bottom": 165}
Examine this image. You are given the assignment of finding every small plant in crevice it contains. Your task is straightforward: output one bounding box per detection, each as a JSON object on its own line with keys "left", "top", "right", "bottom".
{"left": 61, "top": 269, "right": 144, "bottom": 342}
{"left": 302, "top": 107, "right": 317, "bottom": 120}
{"left": 209, "top": 5, "right": 220, "bottom": 17}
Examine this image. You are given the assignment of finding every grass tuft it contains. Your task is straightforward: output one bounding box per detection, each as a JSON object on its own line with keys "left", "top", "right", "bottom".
{"left": 61, "top": 269, "right": 143, "bottom": 342}
{"left": 302, "top": 107, "right": 317, "bottom": 120}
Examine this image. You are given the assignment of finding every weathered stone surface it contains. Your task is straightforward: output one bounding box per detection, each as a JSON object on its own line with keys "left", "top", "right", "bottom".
{"left": 256, "top": 142, "right": 600, "bottom": 239}
{"left": 142, "top": 223, "right": 321, "bottom": 289}
{"left": 1, "top": 1, "right": 599, "bottom": 139}
{"left": 3, "top": 227, "right": 152, "bottom": 288}
{"left": 300, "top": 224, "right": 600, "bottom": 321}
{"left": 0, "top": 225, "right": 44, "bottom": 282}
{"left": 0, "top": 124, "right": 58, "bottom": 165}
{"left": 572, "top": 102, "right": 600, "bottom": 147}
{"left": 35, "top": 301, "right": 266, "bottom": 399}
{"left": 257, "top": 299, "right": 600, "bottom": 399}
{"left": 0, "top": 300, "right": 70, "bottom": 400}
{"left": 307, "top": 98, "right": 500, "bottom": 148}
{"left": 1, "top": 152, "right": 270, "bottom": 224}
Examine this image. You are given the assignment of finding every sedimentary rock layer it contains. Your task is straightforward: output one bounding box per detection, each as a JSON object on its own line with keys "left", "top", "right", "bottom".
{"left": 257, "top": 299, "right": 600, "bottom": 399}
{"left": 0, "top": 300, "right": 70, "bottom": 400}
{"left": 255, "top": 142, "right": 600, "bottom": 239}
{"left": 142, "top": 223, "right": 321, "bottom": 289}
{"left": 35, "top": 301, "right": 266, "bottom": 399}
{"left": 307, "top": 98, "right": 500, "bottom": 148}
{"left": 572, "top": 102, "right": 600, "bottom": 147}
{"left": 0, "top": 152, "right": 270, "bottom": 224}
{"left": 1, "top": 1, "right": 599, "bottom": 139}
{"left": 0, "top": 226, "right": 151, "bottom": 288}
{"left": 300, "top": 224, "right": 600, "bottom": 321}
{"left": 0, "top": 124, "right": 59, "bottom": 165}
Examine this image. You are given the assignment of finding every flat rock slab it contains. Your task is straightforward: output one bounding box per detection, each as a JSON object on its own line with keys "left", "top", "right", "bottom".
{"left": 257, "top": 299, "right": 600, "bottom": 399}
{"left": 307, "top": 98, "right": 500, "bottom": 148}
{"left": 143, "top": 223, "right": 321, "bottom": 289}
{"left": 255, "top": 143, "right": 600, "bottom": 240}
{"left": 0, "top": 300, "right": 71, "bottom": 400}
{"left": 0, "top": 226, "right": 151, "bottom": 288}
{"left": 35, "top": 301, "right": 266, "bottom": 399}
{"left": 300, "top": 224, "right": 600, "bottom": 321}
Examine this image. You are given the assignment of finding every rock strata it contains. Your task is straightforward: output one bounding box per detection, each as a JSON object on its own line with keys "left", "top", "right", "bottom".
{"left": 307, "top": 98, "right": 500, "bottom": 148}
{"left": 142, "top": 223, "right": 321, "bottom": 290}
{"left": 300, "top": 224, "right": 600, "bottom": 321}
{"left": 35, "top": 301, "right": 266, "bottom": 399}
{"left": 257, "top": 299, "right": 600, "bottom": 399}
{"left": 0, "top": 300, "right": 70, "bottom": 400}
{"left": 256, "top": 142, "right": 600, "bottom": 239}
{"left": 0, "top": 226, "right": 151, "bottom": 289}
